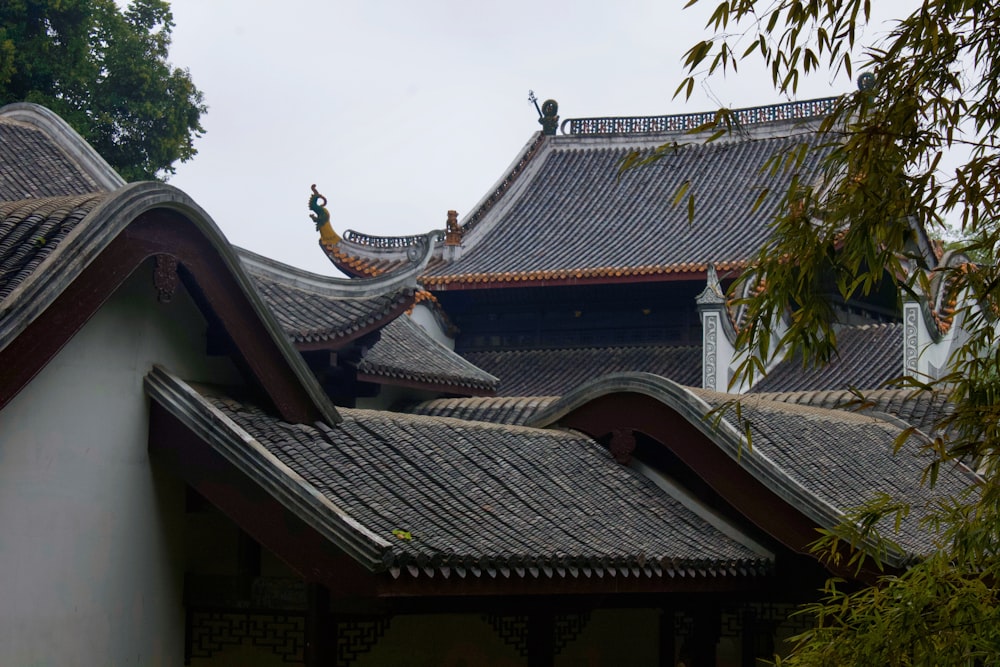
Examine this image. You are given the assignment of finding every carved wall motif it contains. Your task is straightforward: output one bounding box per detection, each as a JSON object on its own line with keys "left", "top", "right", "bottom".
{"left": 553, "top": 612, "right": 591, "bottom": 654}
{"left": 186, "top": 611, "right": 305, "bottom": 664}
{"left": 904, "top": 303, "right": 920, "bottom": 374}
{"left": 336, "top": 618, "right": 390, "bottom": 666}
{"left": 153, "top": 254, "right": 179, "bottom": 303}
{"left": 610, "top": 428, "right": 637, "bottom": 465}
{"left": 483, "top": 614, "right": 529, "bottom": 658}
{"left": 703, "top": 314, "right": 718, "bottom": 390}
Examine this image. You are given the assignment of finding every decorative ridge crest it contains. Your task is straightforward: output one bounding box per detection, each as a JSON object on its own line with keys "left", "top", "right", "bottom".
{"left": 309, "top": 184, "right": 341, "bottom": 247}
{"left": 238, "top": 233, "right": 435, "bottom": 300}
{"left": 695, "top": 264, "right": 726, "bottom": 306}
{"left": 564, "top": 97, "right": 837, "bottom": 136}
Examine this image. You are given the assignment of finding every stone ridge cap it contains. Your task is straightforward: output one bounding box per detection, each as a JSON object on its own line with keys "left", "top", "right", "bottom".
{"left": 0, "top": 102, "right": 125, "bottom": 192}
{"left": 237, "top": 236, "right": 432, "bottom": 299}
{"left": 344, "top": 405, "right": 581, "bottom": 440}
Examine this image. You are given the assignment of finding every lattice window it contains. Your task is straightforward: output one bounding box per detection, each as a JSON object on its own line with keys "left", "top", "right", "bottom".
{"left": 553, "top": 612, "right": 591, "bottom": 655}
{"left": 336, "top": 618, "right": 390, "bottom": 667}
{"left": 483, "top": 614, "right": 529, "bottom": 658}
{"left": 186, "top": 611, "right": 305, "bottom": 664}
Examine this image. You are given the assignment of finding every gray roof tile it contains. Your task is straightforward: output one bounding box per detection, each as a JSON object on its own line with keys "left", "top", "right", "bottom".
{"left": 758, "top": 387, "right": 952, "bottom": 436}
{"left": 751, "top": 323, "right": 903, "bottom": 393}
{"left": 0, "top": 194, "right": 107, "bottom": 303}
{"left": 692, "top": 388, "right": 976, "bottom": 557}
{"left": 358, "top": 316, "right": 499, "bottom": 393}
{"left": 325, "top": 109, "right": 832, "bottom": 284}
{"left": 0, "top": 118, "right": 104, "bottom": 200}
{"left": 462, "top": 345, "right": 702, "bottom": 396}
{"left": 247, "top": 271, "right": 413, "bottom": 346}
{"left": 203, "top": 390, "right": 771, "bottom": 578}
{"left": 424, "top": 132, "right": 827, "bottom": 281}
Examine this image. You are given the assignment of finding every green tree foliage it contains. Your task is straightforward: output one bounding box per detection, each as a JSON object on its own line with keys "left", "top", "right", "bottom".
{"left": 660, "top": 0, "right": 1000, "bottom": 663}
{"left": 0, "top": 0, "right": 205, "bottom": 181}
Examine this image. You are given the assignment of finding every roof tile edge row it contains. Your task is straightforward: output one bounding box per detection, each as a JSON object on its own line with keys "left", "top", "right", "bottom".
{"left": 423, "top": 260, "right": 748, "bottom": 286}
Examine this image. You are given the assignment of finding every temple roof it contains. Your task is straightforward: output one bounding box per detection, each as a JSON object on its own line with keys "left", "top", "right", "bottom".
{"left": 326, "top": 99, "right": 836, "bottom": 287}
{"left": 357, "top": 315, "right": 499, "bottom": 394}
{"left": 462, "top": 344, "right": 702, "bottom": 396}
{"left": 750, "top": 322, "right": 903, "bottom": 393}
{"left": 533, "top": 373, "right": 979, "bottom": 563}
{"left": 0, "top": 180, "right": 341, "bottom": 425}
{"left": 147, "top": 366, "right": 771, "bottom": 580}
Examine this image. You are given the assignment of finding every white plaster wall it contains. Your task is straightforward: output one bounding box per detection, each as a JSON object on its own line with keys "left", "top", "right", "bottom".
{"left": 408, "top": 304, "right": 455, "bottom": 349}
{"left": 0, "top": 261, "right": 240, "bottom": 665}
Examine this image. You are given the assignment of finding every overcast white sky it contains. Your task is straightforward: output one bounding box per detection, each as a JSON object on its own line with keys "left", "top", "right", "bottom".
{"left": 162, "top": 0, "right": 909, "bottom": 275}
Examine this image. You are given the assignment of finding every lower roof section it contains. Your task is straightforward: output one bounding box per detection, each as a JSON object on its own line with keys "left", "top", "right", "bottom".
{"left": 749, "top": 323, "right": 904, "bottom": 393}
{"left": 357, "top": 315, "right": 499, "bottom": 394}
{"left": 146, "top": 366, "right": 771, "bottom": 590}
{"left": 407, "top": 395, "right": 559, "bottom": 426}
{"left": 462, "top": 344, "right": 701, "bottom": 396}
{"left": 531, "top": 372, "right": 979, "bottom": 567}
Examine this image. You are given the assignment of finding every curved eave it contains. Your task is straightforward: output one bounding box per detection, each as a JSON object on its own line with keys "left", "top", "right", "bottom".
{"left": 0, "top": 181, "right": 339, "bottom": 425}
{"left": 239, "top": 237, "right": 435, "bottom": 299}
{"left": 289, "top": 294, "right": 413, "bottom": 351}
{"left": 321, "top": 132, "right": 550, "bottom": 278}
{"left": 237, "top": 246, "right": 427, "bottom": 350}
{"left": 322, "top": 237, "right": 440, "bottom": 279}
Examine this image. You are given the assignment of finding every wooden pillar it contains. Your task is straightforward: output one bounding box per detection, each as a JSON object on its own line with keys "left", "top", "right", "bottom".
{"left": 660, "top": 607, "right": 676, "bottom": 666}
{"left": 741, "top": 607, "right": 756, "bottom": 667}
{"left": 527, "top": 611, "right": 554, "bottom": 667}
{"left": 305, "top": 583, "right": 331, "bottom": 667}
{"left": 691, "top": 602, "right": 719, "bottom": 667}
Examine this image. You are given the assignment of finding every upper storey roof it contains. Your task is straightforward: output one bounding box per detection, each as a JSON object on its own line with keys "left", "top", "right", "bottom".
{"left": 325, "top": 99, "right": 836, "bottom": 288}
